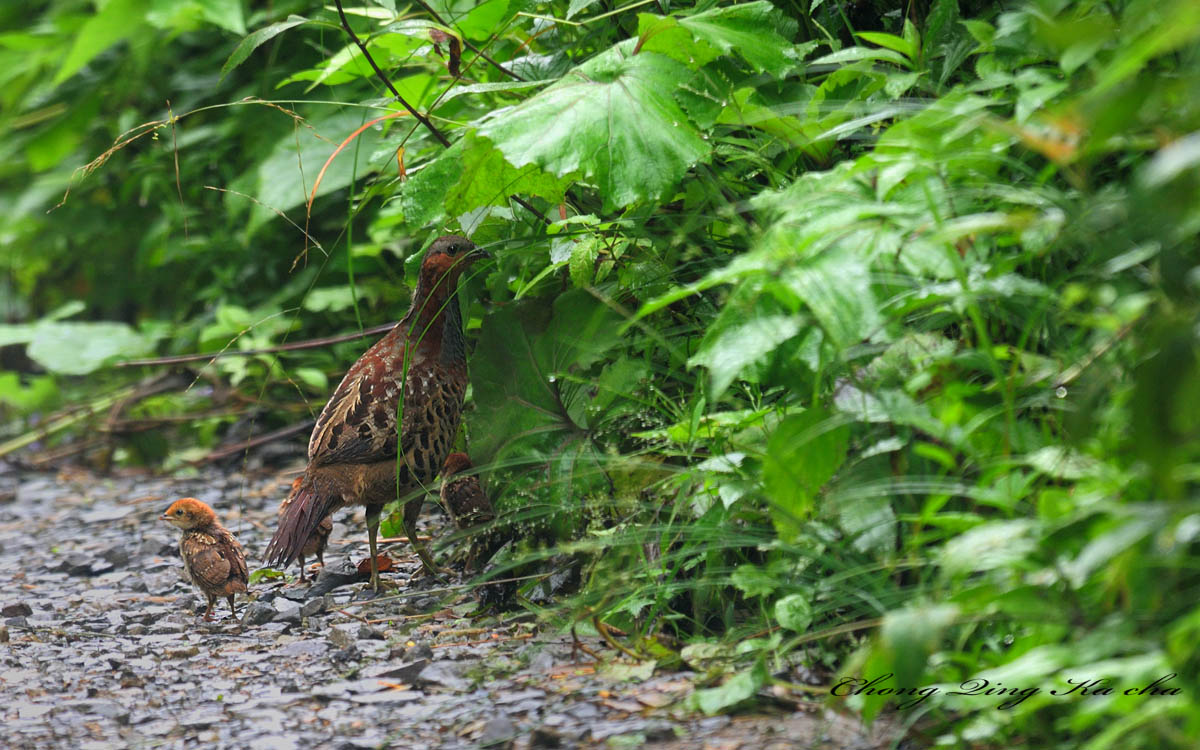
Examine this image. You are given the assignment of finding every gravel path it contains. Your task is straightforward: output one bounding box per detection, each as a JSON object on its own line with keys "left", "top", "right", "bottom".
{"left": 0, "top": 466, "right": 895, "bottom": 749}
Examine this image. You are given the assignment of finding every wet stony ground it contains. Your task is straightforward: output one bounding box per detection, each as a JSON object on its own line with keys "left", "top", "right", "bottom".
{"left": 0, "top": 465, "right": 898, "bottom": 749}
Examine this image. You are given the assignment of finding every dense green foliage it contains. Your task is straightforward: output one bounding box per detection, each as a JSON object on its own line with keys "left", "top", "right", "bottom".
{"left": 3, "top": 0, "right": 1200, "bottom": 745}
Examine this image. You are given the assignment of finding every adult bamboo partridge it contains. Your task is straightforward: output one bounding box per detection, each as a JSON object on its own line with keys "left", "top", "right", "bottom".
{"left": 264, "top": 235, "right": 488, "bottom": 591}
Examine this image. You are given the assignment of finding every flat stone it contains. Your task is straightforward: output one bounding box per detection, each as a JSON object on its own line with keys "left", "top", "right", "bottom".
{"left": 242, "top": 601, "right": 276, "bottom": 626}
{"left": 1, "top": 602, "right": 32, "bottom": 617}
{"left": 480, "top": 714, "right": 516, "bottom": 746}
{"left": 416, "top": 662, "right": 470, "bottom": 692}
{"left": 360, "top": 659, "right": 429, "bottom": 683}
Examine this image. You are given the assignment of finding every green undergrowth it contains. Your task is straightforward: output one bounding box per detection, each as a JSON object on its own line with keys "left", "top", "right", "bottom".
{"left": 3, "top": 0, "right": 1199, "bottom": 746}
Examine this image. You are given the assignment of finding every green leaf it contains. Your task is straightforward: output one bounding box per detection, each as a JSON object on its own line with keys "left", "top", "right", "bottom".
{"left": 221, "top": 15, "right": 308, "bottom": 78}
{"left": 687, "top": 314, "right": 801, "bottom": 398}
{"left": 480, "top": 41, "right": 710, "bottom": 209}
{"left": 24, "top": 322, "right": 156, "bottom": 375}
{"left": 56, "top": 0, "right": 149, "bottom": 86}
{"left": 689, "top": 661, "right": 767, "bottom": 715}
{"left": 730, "top": 563, "right": 777, "bottom": 599}
{"left": 879, "top": 604, "right": 957, "bottom": 689}
{"left": 568, "top": 237, "right": 601, "bottom": 287}
{"left": 857, "top": 31, "right": 917, "bottom": 62}
{"left": 638, "top": 2, "right": 798, "bottom": 75}
{"left": 777, "top": 246, "right": 882, "bottom": 351}
{"left": 197, "top": 0, "right": 245, "bottom": 34}
{"left": 941, "top": 520, "right": 1038, "bottom": 576}
{"left": 774, "top": 593, "right": 813, "bottom": 632}
{"left": 762, "top": 407, "right": 849, "bottom": 540}
{"left": 399, "top": 133, "right": 566, "bottom": 227}
{"left": 470, "top": 290, "right": 622, "bottom": 463}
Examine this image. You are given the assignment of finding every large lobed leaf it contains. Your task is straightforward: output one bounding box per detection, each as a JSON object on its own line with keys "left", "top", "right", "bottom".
{"left": 480, "top": 40, "right": 710, "bottom": 209}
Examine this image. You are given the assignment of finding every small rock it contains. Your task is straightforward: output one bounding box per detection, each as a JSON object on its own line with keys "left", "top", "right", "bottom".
{"left": 530, "top": 727, "right": 565, "bottom": 748}
{"left": 1, "top": 602, "right": 32, "bottom": 618}
{"left": 242, "top": 601, "right": 276, "bottom": 626}
{"left": 330, "top": 646, "right": 360, "bottom": 664}
{"left": 416, "top": 661, "right": 470, "bottom": 692}
{"left": 528, "top": 649, "right": 555, "bottom": 672}
{"left": 480, "top": 714, "right": 516, "bottom": 746}
{"left": 300, "top": 597, "right": 327, "bottom": 618}
{"left": 99, "top": 545, "right": 131, "bottom": 568}
{"left": 5, "top": 616, "right": 28, "bottom": 628}
{"left": 361, "top": 659, "right": 429, "bottom": 683}
{"left": 58, "top": 553, "right": 95, "bottom": 576}
{"left": 275, "top": 604, "right": 303, "bottom": 624}
{"left": 407, "top": 642, "right": 434, "bottom": 661}
{"left": 166, "top": 645, "right": 199, "bottom": 659}
{"left": 357, "top": 624, "right": 385, "bottom": 641}
{"left": 327, "top": 624, "right": 358, "bottom": 649}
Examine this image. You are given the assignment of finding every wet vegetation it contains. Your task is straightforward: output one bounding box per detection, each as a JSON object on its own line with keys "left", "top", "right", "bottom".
{"left": 3, "top": 0, "right": 1199, "bottom": 745}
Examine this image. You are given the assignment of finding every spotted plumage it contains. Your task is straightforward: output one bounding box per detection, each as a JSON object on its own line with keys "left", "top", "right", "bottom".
{"left": 264, "top": 235, "right": 489, "bottom": 591}
{"left": 440, "top": 453, "right": 498, "bottom": 572}
{"left": 159, "top": 498, "right": 248, "bottom": 621}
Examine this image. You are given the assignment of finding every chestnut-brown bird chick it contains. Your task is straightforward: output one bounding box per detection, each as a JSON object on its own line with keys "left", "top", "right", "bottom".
{"left": 264, "top": 235, "right": 490, "bottom": 592}
{"left": 279, "top": 477, "right": 333, "bottom": 583}
{"left": 440, "top": 453, "right": 497, "bottom": 572}
{"left": 159, "top": 498, "right": 249, "bottom": 621}
{"left": 441, "top": 453, "right": 494, "bottom": 529}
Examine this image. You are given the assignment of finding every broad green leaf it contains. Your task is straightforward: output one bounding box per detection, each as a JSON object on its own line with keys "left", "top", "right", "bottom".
{"left": 56, "top": 0, "right": 149, "bottom": 85}
{"left": 687, "top": 314, "right": 801, "bottom": 398}
{"left": 941, "top": 520, "right": 1038, "bottom": 576}
{"left": 567, "top": 0, "right": 604, "bottom": 19}
{"left": 480, "top": 41, "right": 710, "bottom": 209}
{"left": 776, "top": 246, "right": 882, "bottom": 351}
{"left": 220, "top": 14, "right": 307, "bottom": 76}
{"left": 638, "top": 2, "right": 798, "bottom": 75}
{"left": 763, "top": 407, "right": 849, "bottom": 539}
{"left": 689, "top": 661, "right": 767, "bottom": 715}
{"left": 774, "top": 593, "right": 813, "bottom": 632}
{"left": 399, "top": 133, "right": 566, "bottom": 227}
{"left": 730, "top": 563, "right": 777, "bottom": 599}
{"left": 879, "top": 604, "right": 957, "bottom": 689}
{"left": 470, "top": 290, "right": 622, "bottom": 463}
{"left": 197, "top": 0, "right": 245, "bottom": 34}
{"left": 25, "top": 322, "right": 156, "bottom": 375}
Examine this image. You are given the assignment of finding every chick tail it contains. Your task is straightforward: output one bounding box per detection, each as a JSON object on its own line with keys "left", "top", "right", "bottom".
{"left": 264, "top": 475, "right": 334, "bottom": 569}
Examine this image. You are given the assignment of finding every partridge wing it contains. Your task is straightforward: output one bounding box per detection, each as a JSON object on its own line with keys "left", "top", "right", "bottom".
{"left": 308, "top": 332, "right": 421, "bottom": 467}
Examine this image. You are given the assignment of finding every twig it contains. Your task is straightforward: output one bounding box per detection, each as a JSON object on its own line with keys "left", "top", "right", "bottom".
{"left": 190, "top": 420, "right": 314, "bottom": 465}
{"left": 333, "top": 0, "right": 552, "bottom": 227}
{"left": 334, "top": 0, "right": 451, "bottom": 147}
{"left": 594, "top": 618, "right": 643, "bottom": 662}
{"left": 117, "top": 322, "right": 396, "bottom": 367}
{"left": 433, "top": 632, "right": 533, "bottom": 648}
{"left": 410, "top": 0, "right": 525, "bottom": 81}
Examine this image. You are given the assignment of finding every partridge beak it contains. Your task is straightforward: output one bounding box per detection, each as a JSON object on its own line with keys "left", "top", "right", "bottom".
{"left": 469, "top": 247, "right": 492, "bottom": 262}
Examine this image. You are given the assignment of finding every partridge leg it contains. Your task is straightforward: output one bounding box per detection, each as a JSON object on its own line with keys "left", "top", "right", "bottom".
{"left": 227, "top": 595, "right": 237, "bottom": 619}
{"left": 203, "top": 595, "right": 216, "bottom": 622}
{"left": 403, "top": 494, "right": 447, "bottom": 582}
{"left": 366, "top": 505, "right": 382, "bottom": 593}
{"left": 297, "top": 553, "right": 307, "bottom": 583}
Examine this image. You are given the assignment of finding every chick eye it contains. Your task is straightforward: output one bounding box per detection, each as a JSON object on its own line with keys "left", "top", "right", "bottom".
{"left": 175, "top": 509, "right": 183, "bottom": 515}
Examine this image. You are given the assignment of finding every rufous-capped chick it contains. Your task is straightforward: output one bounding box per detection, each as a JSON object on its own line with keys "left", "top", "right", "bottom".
{"left": 159, "top": 498, "right": 249, "bottom": 621}
{"left": 279, "top": 477, "right": 333, "bottom": 583}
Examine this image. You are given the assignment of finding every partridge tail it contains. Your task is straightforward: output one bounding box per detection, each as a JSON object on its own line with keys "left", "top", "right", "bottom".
{"left": 265, "top": 475, "right": 335, "bottom": 568}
